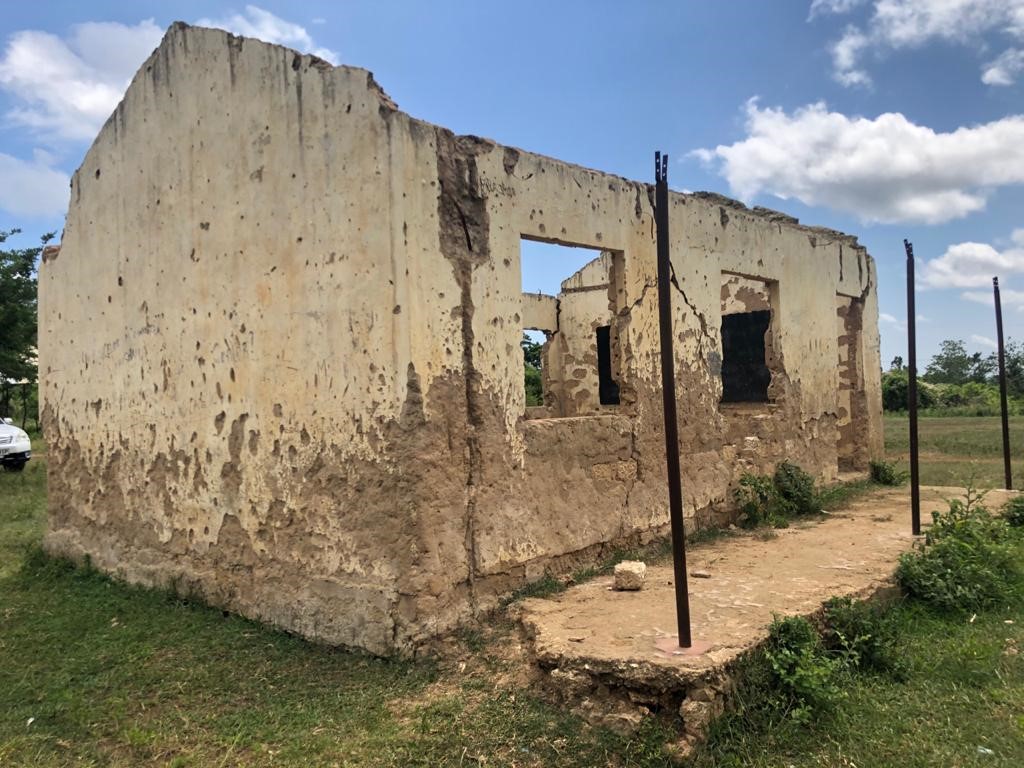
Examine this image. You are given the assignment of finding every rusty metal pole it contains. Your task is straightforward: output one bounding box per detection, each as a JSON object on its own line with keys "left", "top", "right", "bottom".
{"left": 994, "top": 277, "right": 1013, "bottom": 490}
{"left": 654, "top": 151, "right": 692, "bottom": 648}
{"left": 905, "top": 240, "right": 921, "bottom": 536}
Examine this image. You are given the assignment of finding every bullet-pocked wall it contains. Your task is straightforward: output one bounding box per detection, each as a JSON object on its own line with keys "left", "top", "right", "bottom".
{"left": 40, "top": 23, "right": 884, "bottom": 655}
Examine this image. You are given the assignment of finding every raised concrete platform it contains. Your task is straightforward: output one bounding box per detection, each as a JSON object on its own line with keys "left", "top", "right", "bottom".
{"left": 513, "top": 485, "right": 1019, "bottom": 744}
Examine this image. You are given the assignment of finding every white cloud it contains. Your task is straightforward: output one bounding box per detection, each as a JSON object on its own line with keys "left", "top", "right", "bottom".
{"left": 0, "top": 8, "right": 336, "bottom": 145}
{"left": 0, "top": 20, "right": 163, "bottom": 141}
{"left": 197, "top": 5, "right": 337, "bottom": 63}
{"left": 880, "top": 311, "right": 899, "bottom": 323}
{"left": 821, "top": 0, "right": 1024, "bottom": 86}
{"left": 831, "top": 25, "right": 872, "bottom": 86}
{"left": 692, "top": 100, "right": 1024, "bottom": 224}
{"left": 982, "top": 47, "right": 1024, "bottom": 85}
{"left": 971, "top": 334, "right": 998, "bottom": 348}
{"left": 0, "top": 151, "right": 69, "bottom": 217}
{"left": 922, "top": 234, "right": 1024, "bottom": 288}
{"left": 809, "top": 0, "right": 869, "bottom": 18}
{"left": 964, "top": 287, "right": 1024, "bottom": 310}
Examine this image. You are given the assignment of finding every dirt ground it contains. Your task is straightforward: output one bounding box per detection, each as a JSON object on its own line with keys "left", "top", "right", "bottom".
{"left": 516, "top": 485, "right": 1020, "bottom": 684}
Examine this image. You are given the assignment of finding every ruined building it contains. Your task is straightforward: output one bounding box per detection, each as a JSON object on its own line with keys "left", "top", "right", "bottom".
{"left": 40, "top": 24, "right": 884, "bottom": 655}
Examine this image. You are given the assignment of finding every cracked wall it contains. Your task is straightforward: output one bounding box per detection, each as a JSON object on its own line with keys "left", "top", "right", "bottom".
{"left": 40, "top": 23, "right": 884, "bottom": 654}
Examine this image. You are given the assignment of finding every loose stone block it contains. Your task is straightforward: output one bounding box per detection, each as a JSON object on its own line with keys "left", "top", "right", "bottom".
{"left": 613, "top": 561, "right": 647, "bottom": 591}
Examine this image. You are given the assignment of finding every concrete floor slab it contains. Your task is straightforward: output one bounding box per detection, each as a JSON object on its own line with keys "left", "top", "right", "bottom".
{"left": 516, "top": 485, "right": 1020, "bottom": 695}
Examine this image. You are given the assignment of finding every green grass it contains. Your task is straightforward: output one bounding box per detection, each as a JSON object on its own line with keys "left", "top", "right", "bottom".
{"left": 0, "top": 443, "right": 46, "bottom": 580}
{"left": 884, "top": 415, "right": 1023, "bottom": 487}
{"left": 2, "top": 422, "right": 1023, "bottom": 766}
{"left": 691, "top": 601, "right": 1024, "bottom": 767}
{"left": 0, "top": 446, "right": 675, "bottom": 767}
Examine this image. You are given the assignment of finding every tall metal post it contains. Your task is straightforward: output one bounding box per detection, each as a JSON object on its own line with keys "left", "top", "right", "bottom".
{"left": 905, "top": 240, "right": 921, "bottom": 536}
{"left": 994, "top": 277, "right": 1013, "bottom": 490}
{"left": 654, "top": 151, "right": 692, "bottom": 649}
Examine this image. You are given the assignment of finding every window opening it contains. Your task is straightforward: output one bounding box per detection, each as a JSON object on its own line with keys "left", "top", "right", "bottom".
{"left": 596, "top": 325, "right": 620, "bottom": 405}
{"left": 720, "top": 310, "right": 771, "bottom": 403}
{"left": 520, "top": 238, "right": 618, "bottom": 417}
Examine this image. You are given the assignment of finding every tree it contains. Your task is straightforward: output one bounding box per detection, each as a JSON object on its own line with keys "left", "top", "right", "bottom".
{"left": 880, "top": 370, "right": 936, "bottom": 412}
{"left": 0, "top": 229, "right": 53, "bottom": 420}
{"left": 923, "top": 339, "right": 993, "bottom": 385}
{"left": 889, "top": 356, "right": 905, "bottom": 372}
{"left": 991, "top": 339, "right": 1024, "bottom": 398}
{"left": 521, "top": 333, "right": 544, "bottom": 406}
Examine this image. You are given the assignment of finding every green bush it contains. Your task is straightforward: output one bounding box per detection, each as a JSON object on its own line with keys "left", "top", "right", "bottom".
{"left": 881, "top": 371, "right": 936, "bottom": 412}
{"left": 896, "top": 493, "right": 1024, "bottom": 612}
{"left": 1003, "top": 496, "right": 1024, "bottom": 527}
{"left": 734, "top": 462, "right": 822, "bottom": 528}
{"left": 822, "top": 596, "right": 905, "bottom": 678}
{"left": 773, "top": 462, "right": 819, "bottom": 517}
{"left": 869, "top": 459, "right": 908, "bottom": 486}
{"left": 734, "top": 473, "right": 785, "bottom": 529}
{"left": 763, "top": 615, "right": 843, "bottom": 723}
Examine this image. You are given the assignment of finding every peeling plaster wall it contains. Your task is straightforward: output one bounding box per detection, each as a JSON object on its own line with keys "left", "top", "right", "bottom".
{"left": 545, "top": 281, "right": 616, "bottom": 417}
{"left": 41, "top": 24, "right": 884, "bottom": 654}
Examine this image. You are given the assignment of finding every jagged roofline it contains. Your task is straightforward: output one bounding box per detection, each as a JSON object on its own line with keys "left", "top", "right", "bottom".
{"left": 90, "top": 22, "right": 867, "bottom": 254}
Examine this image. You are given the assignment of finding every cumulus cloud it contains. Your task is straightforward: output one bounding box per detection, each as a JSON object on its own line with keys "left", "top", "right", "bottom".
{"left": 0, "top": 7, "right": 335, "bottom": 220}
{"left": 197, "top": 5, "right": 338, "bottom": 63}
{"left": 971, "top": 334, "right": 998, "bottom": 348}
{"left": 815, "top": 0, "right": 1024, "bottom": 86}
{"left": 0, "top": 20, "right": 163, "bottom": 141}
{"left": 922, "top": 230, "right": 1024, "bottom": 288}
{"left": 692, "top": 100, "right": 1024, "bottom": 224}
{"left": 982, "top": 47, "right": 1024, "bottom": 85}
{"left": 0, "top": 7, "right": 336, "bottom": 145}
{"left": 0, "top": 150, "right": 69, "bottom": 217}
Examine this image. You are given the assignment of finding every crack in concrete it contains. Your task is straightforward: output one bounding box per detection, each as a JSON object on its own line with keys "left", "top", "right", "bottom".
{"left": 668, "top": 262, "right": 714, "bottom": 370}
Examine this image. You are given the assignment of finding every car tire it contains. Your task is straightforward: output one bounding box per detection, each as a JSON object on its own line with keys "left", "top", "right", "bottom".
{"left": 2, "top": 461, "right": 26, "bottom": 473}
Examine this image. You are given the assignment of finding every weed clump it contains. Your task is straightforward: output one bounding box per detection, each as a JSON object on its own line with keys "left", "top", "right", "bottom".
{"left": 822, "top": 596, "right": 905, "bottom": 679}
{"left": 734, "top": 473, "right": 786, "bottom": 528}
{"left": 1002, "top": 495, "right": 1024, "bottom": 527}
{"left": 897, "top": 488, "right": 1024, "bottom": 612}
{"left": 762, "top": 615, "right": 843, "bottom": 723}
{"left": 773, "top": 462, "right": 818, "bottom": 517}
{"left": 869, "top": 459, "right": 908, "bottom": 486}
{"left": 733, "top": 461, "right": 820, "bottom": 528}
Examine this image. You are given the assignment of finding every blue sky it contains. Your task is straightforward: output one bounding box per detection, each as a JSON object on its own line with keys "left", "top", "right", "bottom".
{"left": 1, "top": 0, "right": 1022, "bottom": 367}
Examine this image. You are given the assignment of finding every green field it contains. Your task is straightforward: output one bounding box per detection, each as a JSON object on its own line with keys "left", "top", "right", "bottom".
{"left": 884, "top": 415, "right": 1023, "bottom": 488}
{"left": 1, "top": 421, "right": 1022, "bottom": 767}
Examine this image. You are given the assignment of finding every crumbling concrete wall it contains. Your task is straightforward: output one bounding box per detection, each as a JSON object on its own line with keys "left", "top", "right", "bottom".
{"left": 539, "top": 252, "right": 618, "bottom": 417}
{"left": 40, "top": 23, "right": 884, "bottom": 654}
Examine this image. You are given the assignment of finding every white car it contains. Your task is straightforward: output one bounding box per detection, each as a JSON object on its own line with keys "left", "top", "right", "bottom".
{"left": 0, "top": 418, "right": 31, "bottom": 472}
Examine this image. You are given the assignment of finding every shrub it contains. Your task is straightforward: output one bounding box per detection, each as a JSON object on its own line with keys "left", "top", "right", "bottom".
{"left": 881, "top": 370, "right": 936, "bottom": 412}
{"left": 772, "top": 462, "right": 818, "bottom": 518}
{"left": 734, "top": 473, "right": 784, "bottom": 528}
{"left": 734, "top": 462, "right": 821, "bottom": 528}
{"left": 763, "top": 615, "right": 843, "bottom": 723}
{"left": 1003, "top": 496, "right": 1024, "bottom": 528}
{"left": 896, "top": 492, "right": 1024, "bottom": 612}
{"left": 822, "top": 596, "right": 905, "bottom": 678}
{"left": 869, "top": 459, "right": 908, "bottom": 486}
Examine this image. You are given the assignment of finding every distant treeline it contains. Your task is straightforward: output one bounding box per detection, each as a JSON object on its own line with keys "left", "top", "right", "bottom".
{"left": 883, "top": 339, "right": 1023, "bottom": 416}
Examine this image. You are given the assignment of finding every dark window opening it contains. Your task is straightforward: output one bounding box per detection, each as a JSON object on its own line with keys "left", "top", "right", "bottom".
{"left": 596, "top": 325, "right": 620, "bottom": 405}
{"left": 721, "top": 310, "right": 771, "bottom": 403}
